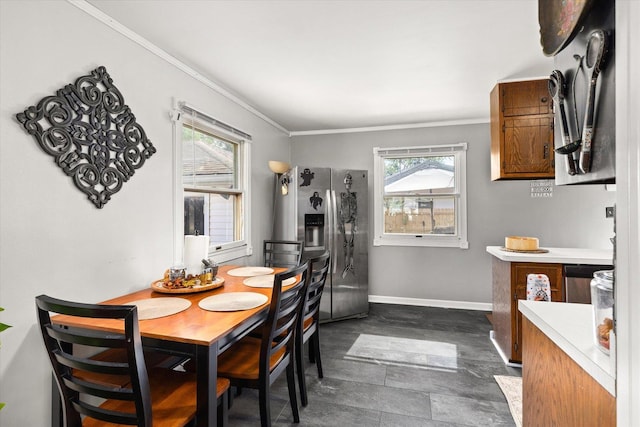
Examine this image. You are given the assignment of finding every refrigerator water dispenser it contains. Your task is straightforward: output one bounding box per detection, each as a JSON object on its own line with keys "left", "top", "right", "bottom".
{"left": 305, "top": 214, "right": 325, "bottom": 250}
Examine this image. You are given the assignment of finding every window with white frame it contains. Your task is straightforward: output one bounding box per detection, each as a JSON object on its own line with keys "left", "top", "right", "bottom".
{"left": 173, "top": 102, "right": 251, "bottom": 262}
{"left": 373, "top": 143, "right": 468, "bottom": 248}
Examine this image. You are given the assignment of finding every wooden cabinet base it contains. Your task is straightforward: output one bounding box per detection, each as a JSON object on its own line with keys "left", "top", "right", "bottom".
{"left": 522, "top": 317, "right": 616, "bottom": 427}
{"left": 492, "top": 258, "right": 563, "bottom": 363}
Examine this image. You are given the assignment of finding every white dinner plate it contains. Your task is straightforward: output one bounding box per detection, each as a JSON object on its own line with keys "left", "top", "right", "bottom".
{"left": 243, "top": 275, "right": 297, "bottom": 288}
{"left": 125, "top": 298, "right": 191, "bottom": 320}
{"left": 198, "top": 292, "right": 268, "bottom": 312}
{"left": 226, "top": 266, "right": 274, "bottom": 277}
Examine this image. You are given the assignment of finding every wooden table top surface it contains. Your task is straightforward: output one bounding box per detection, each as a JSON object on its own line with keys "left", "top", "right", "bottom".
{"left": 52, "top": 265, "right": 287, "bottom": 346}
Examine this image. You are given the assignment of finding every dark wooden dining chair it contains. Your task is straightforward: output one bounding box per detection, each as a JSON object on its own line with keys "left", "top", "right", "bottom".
{"left": 263, "top": 240, "right": 304, "bottom": 268}
{"left": 295, "top": 251, "right": 330, "bottom": 406}
{"left": 35, "top": 294, "right": 228, "bottom": 427}
{"left": 217, "top": 262, "right": 309, "bottom": 427}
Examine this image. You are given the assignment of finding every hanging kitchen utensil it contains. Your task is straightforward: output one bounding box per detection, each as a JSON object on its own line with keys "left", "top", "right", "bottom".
{"left": 548, "top": 70, "right": 578, "bottom": 175}
{"left": 579, "top": 29, "right": 607, "bottom": 174}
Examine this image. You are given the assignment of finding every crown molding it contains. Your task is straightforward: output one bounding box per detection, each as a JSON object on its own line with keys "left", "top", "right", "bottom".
{"left": 290, "top": 118, "right": 489, "bottom": 137}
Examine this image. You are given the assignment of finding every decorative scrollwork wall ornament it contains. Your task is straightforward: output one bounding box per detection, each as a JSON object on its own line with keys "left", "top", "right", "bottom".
{"left": 16, "top": 66, "right": 156, "bottom": 208}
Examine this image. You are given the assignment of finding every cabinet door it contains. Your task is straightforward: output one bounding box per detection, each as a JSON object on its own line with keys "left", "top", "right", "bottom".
{"left": 511, "top": 263, "right": 563, "bottom": 362}
{"left": 502, "top": 80, "right": 551, "bottom": 117}
{"left": 513, "top": 286, "right": 527, "bottom": 362}
{"left": 512, "top": 263, "right": 564, "bottom": 298}
{"left": 502, "top": 116, "right": 554, "bottom": 176}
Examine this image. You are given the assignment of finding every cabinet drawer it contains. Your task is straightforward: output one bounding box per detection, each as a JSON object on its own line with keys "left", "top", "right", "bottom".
{"left": 512, "top": 263, "right": 564, "bottom": 298}
{"left": 501, "top": 80, "right": 551, "bottom": 117}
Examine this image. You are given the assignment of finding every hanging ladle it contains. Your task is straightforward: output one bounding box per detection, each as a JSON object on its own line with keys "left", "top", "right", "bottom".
{"left": 579, "top": 29, "right": 607, "bottom": 174}
{"left": 548, "top": 70, "right": 578, "bottom": 175}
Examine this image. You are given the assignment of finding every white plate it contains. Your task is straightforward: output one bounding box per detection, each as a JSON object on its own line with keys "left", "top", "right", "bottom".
{"left": 198, "top": 292, "right": 268, "bottom": 312}
{"left": 226, "top": 266, "right": 274, "bottom": 277}
{"left": 243, "top": 275, "right": 297, "bottom": 288}
{"left": 125, "top": 298, "right": 191, "bottom": 320}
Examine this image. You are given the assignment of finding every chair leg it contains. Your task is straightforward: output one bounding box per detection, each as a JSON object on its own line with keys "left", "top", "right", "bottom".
{"left": 286, "top": 362, "right": 300, "bottom": 423}
{"left": 308, "top": 338, "right": 315, "bottom": 363}
{"left": 296, "top": 337, "right": 308, "bottom": 407}
{"left": 258, "top": 384, "right": 271, "bottom": 427}
{"left": 313, "top": 330, "right": 323, "bottom": 379}
{"left": 218, "top": 389, "right": 229, "bottom": 427}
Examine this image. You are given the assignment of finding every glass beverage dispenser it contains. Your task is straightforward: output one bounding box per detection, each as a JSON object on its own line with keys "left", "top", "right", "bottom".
{"left": 591, "top": 269, "right": 614, "bottom": 354}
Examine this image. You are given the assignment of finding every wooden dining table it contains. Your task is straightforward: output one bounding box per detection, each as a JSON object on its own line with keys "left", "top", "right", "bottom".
{"left": 51, "top": 265, "right": 286, "bottom": 427}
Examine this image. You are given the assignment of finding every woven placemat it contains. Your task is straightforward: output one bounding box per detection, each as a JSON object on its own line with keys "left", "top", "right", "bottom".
{"left": 125, "top": 298, "right": 191, "bottom": 320}
{"left": 243, "top": 275, "right": 296, "bottom": 288}
{"left": 199, "top": 292, "right": 268, "bottom": 312}
{"left": 227, "top": 266, "right": 274, "bottom": 277}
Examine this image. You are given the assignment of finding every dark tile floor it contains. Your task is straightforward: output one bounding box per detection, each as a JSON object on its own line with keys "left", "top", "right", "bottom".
{"left": 226, "top": 303, "right": 521, "bottom": 426}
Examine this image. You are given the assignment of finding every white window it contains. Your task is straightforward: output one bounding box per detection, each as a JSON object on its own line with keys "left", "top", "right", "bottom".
{"left": 172, "top": 102, "right": 252, "bottom": 263}
{"left": 373, "top": 143, "right": 468, "bottom": 248}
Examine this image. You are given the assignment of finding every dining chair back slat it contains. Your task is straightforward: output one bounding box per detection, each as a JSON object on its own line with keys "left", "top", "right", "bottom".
{"left": 263, "top": 240, "right": 304, "bottom": 268}
{"left": 296, "top": 251, "right": 331, "bottom": 407}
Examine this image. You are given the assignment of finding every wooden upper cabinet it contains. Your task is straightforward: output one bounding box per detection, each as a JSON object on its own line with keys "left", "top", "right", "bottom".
{"left": 490, "top": 79, "right": 555, "bottom": 180}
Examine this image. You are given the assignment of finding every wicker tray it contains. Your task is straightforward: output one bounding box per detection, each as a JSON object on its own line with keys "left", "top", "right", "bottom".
{"left": 500, "top": 247, "right": 549, "bottom": 254}
{"left": 150, "top": 276, "right": 225, "bottom": 294}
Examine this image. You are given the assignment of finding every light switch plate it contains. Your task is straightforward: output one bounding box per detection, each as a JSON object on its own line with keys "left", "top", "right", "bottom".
{"left": 606, "top": 206, "right": 615, "bottom": 218}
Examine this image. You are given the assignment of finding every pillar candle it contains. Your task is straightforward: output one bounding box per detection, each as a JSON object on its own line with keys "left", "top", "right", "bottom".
{"left": 184, "top": 235, "right": 210, "bottom": 277}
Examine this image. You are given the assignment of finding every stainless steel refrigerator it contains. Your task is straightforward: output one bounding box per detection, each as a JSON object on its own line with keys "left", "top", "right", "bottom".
{"left": 272, "top": 166, "right": 369, "bottom": 321}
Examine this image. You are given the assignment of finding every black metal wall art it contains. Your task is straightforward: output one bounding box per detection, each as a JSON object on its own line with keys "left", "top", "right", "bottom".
{"left": 16, "top": 66, "right": 156, "bottom": 208}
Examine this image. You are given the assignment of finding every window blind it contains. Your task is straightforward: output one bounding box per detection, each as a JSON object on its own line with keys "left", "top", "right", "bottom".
{"left": 178, "top": 102, "right": 252, "bottom": 141}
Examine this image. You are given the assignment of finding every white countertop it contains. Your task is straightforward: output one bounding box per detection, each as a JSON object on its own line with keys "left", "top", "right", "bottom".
{"left": 487, "top": 246, "right": 613, "bottom": 264}
{"left": 519, "top": 300, "right": 616, "bottom": 396}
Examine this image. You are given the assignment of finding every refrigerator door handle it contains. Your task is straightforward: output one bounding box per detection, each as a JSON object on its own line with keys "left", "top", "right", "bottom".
{"left": 330, "top": 189, "right": 338, "bottom": 274}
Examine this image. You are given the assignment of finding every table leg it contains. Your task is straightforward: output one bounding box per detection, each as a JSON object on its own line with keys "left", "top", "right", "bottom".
{"left": 196, "top": 341, "right": 218, "bottom": 427}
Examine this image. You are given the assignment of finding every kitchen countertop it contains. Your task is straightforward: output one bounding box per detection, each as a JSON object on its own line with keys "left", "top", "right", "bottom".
{"left": 519, "top": 300, "right": 616, "bottom": 396}
{"left": 486, "top": 246, "right": 613, "bottom": 264}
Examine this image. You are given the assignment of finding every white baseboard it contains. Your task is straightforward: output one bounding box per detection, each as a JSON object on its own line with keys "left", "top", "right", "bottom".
{"left": 368, "top": 295, "right": 492, "bottom": 311}
{"left": 490, "top": 330, "right": 522, "bottom": 368}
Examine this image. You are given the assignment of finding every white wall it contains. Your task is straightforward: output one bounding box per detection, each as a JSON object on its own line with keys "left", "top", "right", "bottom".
{"left": 292, "top": 124, "right": 616, "bottom": 306}
{"left": 0, "top": 1, "right": 289, "bottom": 425}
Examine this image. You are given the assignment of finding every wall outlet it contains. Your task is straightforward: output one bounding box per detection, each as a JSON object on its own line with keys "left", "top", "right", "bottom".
{"left": 606, "top": 206, "right": 615, "bottom": 218}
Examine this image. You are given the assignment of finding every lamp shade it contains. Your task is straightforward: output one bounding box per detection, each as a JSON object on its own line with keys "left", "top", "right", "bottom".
{"left": 268, "top": 160, "right": 291, "bottom": 174}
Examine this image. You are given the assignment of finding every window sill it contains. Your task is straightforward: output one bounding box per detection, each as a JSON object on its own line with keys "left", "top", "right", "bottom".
{"left": 373, "top": 236, "right": 469, "bottom": 249}
{"left": 208, "top": 244, "right": 253, "bottom": 264}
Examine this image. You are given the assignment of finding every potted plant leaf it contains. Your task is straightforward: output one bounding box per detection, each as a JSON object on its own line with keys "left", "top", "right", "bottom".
{"left": 0, "top": 307, "right": 10, "bottom": 410}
